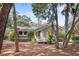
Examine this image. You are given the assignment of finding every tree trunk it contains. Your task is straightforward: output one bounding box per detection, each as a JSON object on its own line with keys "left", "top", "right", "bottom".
{"left": 63, "top": 3, "right": 69, "bottom": 47}
{"left": 0, "top": 3, "right": 12, "bottom": 53}
{"left": 63, "top": 19, "right": 79, "bottom": 47}
{"left": 54, "top": 4, "right": 59, "bottom": 49}
{"left": 65, "top": 3, "right": 69, "bottom": 34}
{"left": 13, "top": 4, "right": 19, "bottom": 52}
{"left": 63, "top": 4, "right": 79, "bottom": 48}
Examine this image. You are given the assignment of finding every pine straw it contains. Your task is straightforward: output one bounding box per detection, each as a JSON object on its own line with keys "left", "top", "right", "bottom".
{"left": 0, "top": 40, "right": 79, "bottom": 56}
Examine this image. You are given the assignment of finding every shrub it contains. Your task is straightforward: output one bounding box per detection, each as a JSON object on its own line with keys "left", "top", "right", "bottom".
{"left": 59, "top": 31, "right": 65, "bottom": 38}
{"left": 47, "top": 29, "right": 53, "bottom": 44}
{"left": 72, "top": 36, "right": 79, "bottom": 45}
{"left": 47, "top": 34, "right": 53, "bottom": 44}
{"left": 27, "top": 30, "right": 34, "bottom": 40}
{"left": 59, "top": 31, "right": 65, "bottom": 41}
{"left": 72, "top": 36, "right": 79, "bottom": 40}
{"left": 8, "top": 31, "right": 14, "bottom": 41}
{"left": 32, "top": 37, "right": 37, "bottom": 44}
{"left": 5, "top": 28, "right": 13, "bottom": 39}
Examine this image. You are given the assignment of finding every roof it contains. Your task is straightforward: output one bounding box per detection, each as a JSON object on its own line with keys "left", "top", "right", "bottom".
{"left": 17, "top": 26, "right": 34, "bottom": 31}
{"left": 34, "top": 23, "right": 51, "bottom": 32}
{"left": 14, "top": 23, "right": 62, "bottom": 32}
{"left": 34, "top": 23, "right": 62, "bottom": 32}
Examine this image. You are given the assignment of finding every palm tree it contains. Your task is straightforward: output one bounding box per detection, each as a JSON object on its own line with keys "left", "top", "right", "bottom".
{"left": 13, "top": 4, "right": 19, "bottom": 52}
{"left": 0, "top": 3, "right": 13, "bottom": 53}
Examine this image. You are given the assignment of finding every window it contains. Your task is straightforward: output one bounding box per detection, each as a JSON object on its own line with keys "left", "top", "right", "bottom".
{"left": 24, "top": 31, "right": 27, "bottom": 35}
{"left": 19, "top": 31, "right": 22, "bottom": 35}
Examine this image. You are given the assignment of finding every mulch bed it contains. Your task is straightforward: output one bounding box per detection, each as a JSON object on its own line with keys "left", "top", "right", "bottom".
{"left": 0, "top": 40, "right": 79, "bottom": 56}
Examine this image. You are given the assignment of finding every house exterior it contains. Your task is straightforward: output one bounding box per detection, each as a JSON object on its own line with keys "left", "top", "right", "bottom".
{"left": 15, "top": 23, "right": 62, "bottom": 42}
{"left": 17, "top": 26, "right": 33, "bottom": 40}
{"left": 33, "top": 24, "right": 51, "bottom": 42}
{"left": 16, "top": 24, "right": 51, "bottom": 42}
{"left": 33, "top": 23, "right": 63, "bottom": 43}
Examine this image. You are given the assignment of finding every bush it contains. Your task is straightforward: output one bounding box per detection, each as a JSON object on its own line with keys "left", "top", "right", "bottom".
{"left": 72, "top": 36, "right": 79, "bottom": 40}
{"left": 8, "top": 31, "right": 14, "bottom": 41}
{"left": 59, "top": 31, "right": 65, "bottom": 41}
{"left": 47, "top": 29, "right": 53, "bottom": 44}
{"left": 27, "top": 30, "right": 34, "bottom": 40}
{"left": 32, "top": 37, "right": 37, "bottom": 44}
{"left": 72, "top": 36, "right": 79, "bottom": 45}
{"left": 59, "top": 31, "right": 65, "bottom": 38}
{"left": 47, "top": 34, "right": 53, "bottom": 44}
{"left": 5, "top": 28, "right": 13, "bottom": 39}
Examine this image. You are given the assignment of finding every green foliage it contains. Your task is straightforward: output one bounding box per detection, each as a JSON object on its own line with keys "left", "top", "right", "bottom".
{"left": 58, "top": 31, "right": 65, "bottom": 41}
{"left": 8, "top": 31, "right": 14, "bottom": 41}
{"left": 16, "top": 15, "right": 31, "bottom": 26}
{"left": 32, "top": 3, "right": 48, "bottom": 19}
{"left": 27, "top": 30, "right": 34, "bottom": 39}
{"left": 47, "top": 34, "right": 53, "bottom": 44}
{"left": 5, "top": 28, "right": 13, "bottom": 38}
{"left": 59, "top": 31, "right": 65, "bottom": 38}
{"left": 7, "top": 16, "right": 13, "bottom": 28}
{"left": 47, "top": 28, "right": 53, "bottom": 44}
{"left": 32, "top": 3, "right": 60, "bottom": 23}
{"left": 32, "top": 37, "right": 37, "bottom": 44}
{"left": 72, "top": 36, "right": 79, "bottom": 45}
{"left": 7, "top": 13, "right": 32, "bottom": 28}
{"left": 72, "top": 36, "right": 79, "bottom": 40}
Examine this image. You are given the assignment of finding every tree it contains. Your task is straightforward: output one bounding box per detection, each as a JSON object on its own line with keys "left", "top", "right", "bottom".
{"left": 7, "top": 13, "right": 32, "bottom": 29}
{"left": 32, "top": 3, "right": 47, "bottom": 26}
{"left": 61, "top": 4, "right": 70, "bottom": 47}
{"left": 0, "top": 3, "right": 13, "bottom": 53}
{"left": 16, "top": 14, "right": 31, "bottom": 26}
{"left": 13, "top": 4, "right": 19, "bottom": 52}
{"left": 54, "top": 4, "right": 59, "bottom": 48}
{"left": 62, "top": 4, "right": 69, "bottom": 34}
{"left": 7, "top": 16, "right": 13, "bottom": 28}
{"left": 63, "top": 3, "right": 79, "bottom": 48}
{"left": 32, "top": 3, "right": 60, "bottom": 48}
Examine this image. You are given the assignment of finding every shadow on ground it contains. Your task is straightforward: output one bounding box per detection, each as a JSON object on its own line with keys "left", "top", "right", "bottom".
{"left": 0, "top": 40, "right": 79, "bottom": 56}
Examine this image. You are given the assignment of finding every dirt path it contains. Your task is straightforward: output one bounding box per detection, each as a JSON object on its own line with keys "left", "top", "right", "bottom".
{"left": 0, "top": 40, "right": 79, "bottom": 56}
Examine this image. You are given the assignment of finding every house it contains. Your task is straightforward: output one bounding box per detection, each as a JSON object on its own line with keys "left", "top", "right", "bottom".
{"left": 33, "top": 23, "right": 63, "bottom": 43}
{"left": 17, "top": 26, "right": 33, "bottom": 41}
{"left": 17, "top": 24, "right": 52, "bottom": 42}
{"left": 33, "top": 24, "right": 51, "bottom": 42}
{"left": 15, "top": 23, "right": 62, "bottom": 42}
